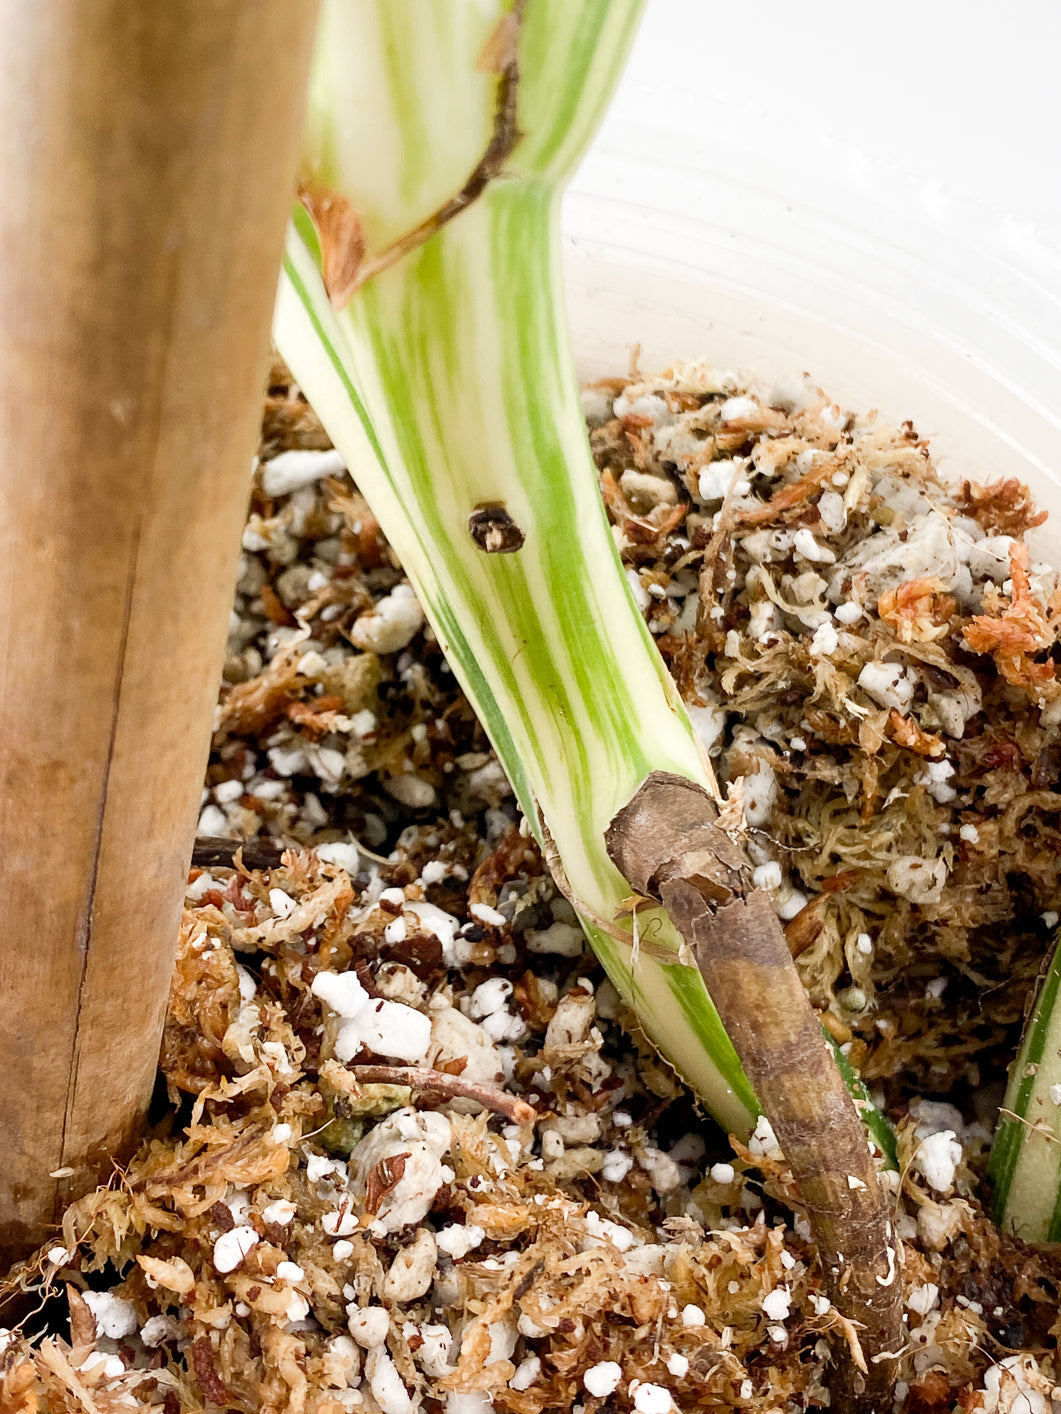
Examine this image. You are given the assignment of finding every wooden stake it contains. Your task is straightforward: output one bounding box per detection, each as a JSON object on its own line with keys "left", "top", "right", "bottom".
{"left": 0, "top": 0, "right": 318, "bottom": 1258}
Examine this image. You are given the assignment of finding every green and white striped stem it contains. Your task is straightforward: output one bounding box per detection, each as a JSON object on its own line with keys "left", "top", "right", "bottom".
{"left": 277, "top": 0, "right": 757, "bottom": 1134}
{"left": 275, "top": 8, "right": 910, "bottom": 1389}
{"left": 274, "top": 1, "right": 895, "bottom": 1187}
{"left": 990, "top": 932, "right": 1061, "bottom": 1241}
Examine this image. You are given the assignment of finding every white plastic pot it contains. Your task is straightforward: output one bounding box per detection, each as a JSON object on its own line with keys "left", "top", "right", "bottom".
{"left": 564, "top": 0, "right": 1061, "bottom": 529}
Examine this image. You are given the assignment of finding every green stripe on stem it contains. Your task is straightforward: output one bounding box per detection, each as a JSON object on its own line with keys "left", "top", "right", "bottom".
{"left": 274, "top": 0, "right": 893, "bottom": 1158}
{"left": 990, "top": 932, "right": 1061, "bottom": 1241}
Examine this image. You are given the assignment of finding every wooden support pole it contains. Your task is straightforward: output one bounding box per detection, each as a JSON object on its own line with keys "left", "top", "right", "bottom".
{"left": 0, "top": 0, "right": 319, "bottom": 1258}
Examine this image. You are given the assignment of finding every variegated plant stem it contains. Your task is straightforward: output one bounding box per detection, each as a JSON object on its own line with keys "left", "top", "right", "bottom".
{"left": 990, "top": 932, "right": 1061, "bottom": 1241}
{"left": 277, "top": 0, "right": 756, "bottom": 1134}
{"left": 274, "top": 0, "right": 895, "bottom": 1189}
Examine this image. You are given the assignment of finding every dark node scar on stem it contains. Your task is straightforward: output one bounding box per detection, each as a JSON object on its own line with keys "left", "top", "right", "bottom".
{"left": 469, "top": 502, "right": 525, "bottom": 553}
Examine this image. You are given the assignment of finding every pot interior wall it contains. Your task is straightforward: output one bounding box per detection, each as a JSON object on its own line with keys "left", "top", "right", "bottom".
{"left": 562, "top": 0, "right": 1061, "bottom": 537}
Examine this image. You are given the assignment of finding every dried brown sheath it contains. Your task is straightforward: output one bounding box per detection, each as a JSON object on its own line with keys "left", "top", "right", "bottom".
{"left": 606, "top": 772, "right": 901, "bottom": 1410}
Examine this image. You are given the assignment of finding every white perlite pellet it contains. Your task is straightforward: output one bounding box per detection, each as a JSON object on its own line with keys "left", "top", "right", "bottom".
{"left": 436, "top": 1223, "right": 486, "bottom": 1259}
{"left": 907, "top": 1283, "right": 940, "bottom": 1315}
{"left": 637, "top": 1147, "right": 682, "bottom": 1193}
{"left": 140, "top": 1315, "right": 178, "bottom": 1348}
{"left": 469, "top": 978, "right": 512, "bottom": 1017}
{"left": 347, "top": 1304, "right": 390, "bottom": 1349}
{"left": 315, "top": 841, "right": 362, "bottom": 875}
{"left": 212, "top": 1225, "right": 259, "bottom": 1274}
{"left": 311, "top": 969, "right": 370, "bottom": 1018}
{"left": 382, "top": 1229, "right": 437, "bottom": 1302}
{"left": 858, "top": 660, "right": 914, "bottom": 712}
{"left": 583, "top": 1362, "right": 622, "bottom": 1397}
{"left": 335, "top": 998, "right": 432, "bottom": 1064}
{"left": 743, "top": 765, "right": 778, "bottom": 827}
{"left": 751, "top": 861, "right": 782, "bottom": 891}
{"left": 366, "top": 1347, "right": 414, "bottom": 1414}
{"left": 809, "top": 620, "right": 839, "bottom": 657}
{"left": 470, "top": 901, "right": 506, "bottom": 928}
{"left": 306, "top": 1152, "right": 343, "bottom": 1183}
{"left": 817, "top": 489, "right": 846, "bottom": 533}
{"left": 793, "top": 527, "right": 835, "bottom": 564}
{"left": 748, "top": 1114, "right": 783, "bottom": 1159}
{"left": 268, "top": 887, "right": 295, "bottom": 918}
{"left": 602, "top": 1149, "right": 635, "bottom": 1183}
{"left": 761, "top": 1286, "right": 791, "bottom": 1321}
{"left": 78, "top": 1353, "right": 125, "bottom": 1381}
{"left": 978, "top": 1356, "right": 1054, "bottom": 1414}
{"left": 261, "top": 448, "right": 346, "bottom": 498}
{"left": 510, "top": 1355, "right": 541, "bottom": 1391}
{"left": 631, "top": 1381, "right": 673, "bottom": 1413}
{"left": 719, "top": 395, "right": 758, "bottom": 423}
{"left": 348, "top": 586, "right": 424, "bottom": 654}
{"left": 834, "top": 599, "right": 862, "bottom": 624}
{"left": 82, "top": 1291, "right": 138, "bottom": 1339}
{"left": 915, "top": 1130, "right": 963, "bottom": 1193}
{"left": 416, "top": 1324, "right": 454, "bottom": 1378}
{"left": 887, "top": 854, "right": 948, "bottom": 906}
{"left": 348, "top": 1109, "right": 452, "bottom": 1235}
{"left": 584, "top": 1210, "right": 634, "bottom": 1251}
{"left": 322, "top": 1208, "right": 358, "bottom": 1237}
{"left": 445, "top": 1395, "right": 494, "bottom": 1414}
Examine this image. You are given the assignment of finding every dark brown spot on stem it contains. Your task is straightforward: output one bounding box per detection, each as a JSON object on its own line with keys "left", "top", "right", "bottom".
{"left": 468, "top": 503, "right": 525, "bottom": 554}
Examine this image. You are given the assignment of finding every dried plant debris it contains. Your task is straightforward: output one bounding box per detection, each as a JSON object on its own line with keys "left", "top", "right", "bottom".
{"left": 5, "top": 358, "right": 1061, "bottom": 1412}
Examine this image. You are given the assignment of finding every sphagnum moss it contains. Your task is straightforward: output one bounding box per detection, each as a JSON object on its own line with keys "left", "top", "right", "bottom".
{"left": 4, "top": 361, "right": 1061, "bottom": 1412}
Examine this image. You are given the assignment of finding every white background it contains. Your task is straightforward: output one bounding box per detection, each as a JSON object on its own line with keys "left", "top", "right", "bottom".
{"left": 563, "top": 1, "right": 1061, "bottom": 513}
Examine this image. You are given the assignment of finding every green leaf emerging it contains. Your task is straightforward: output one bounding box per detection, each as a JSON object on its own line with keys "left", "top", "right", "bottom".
{"left": 990, "top": 931, "right": 1061, "bottom": 1241}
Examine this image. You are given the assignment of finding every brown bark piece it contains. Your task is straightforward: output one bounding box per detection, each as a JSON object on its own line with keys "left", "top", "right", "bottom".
{"left": 191, "top": 836, "right": 287, "bottom": 874}
{"left": 0, "top": 0, "right": 319, "bottom": 1257}
{"left": 605, "top": 771, "right": 901, "bottom": 1411}
{"left": 192, "top": 1336, "right": 230, "bottom": 1406}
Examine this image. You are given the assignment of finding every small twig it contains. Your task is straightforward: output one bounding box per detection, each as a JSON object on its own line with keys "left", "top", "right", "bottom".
{"left": 347, "top": 1065, "right": 536, "bottom": 1126}
{"left": 191, "top": 835, "right": 286, "bottom": 873}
